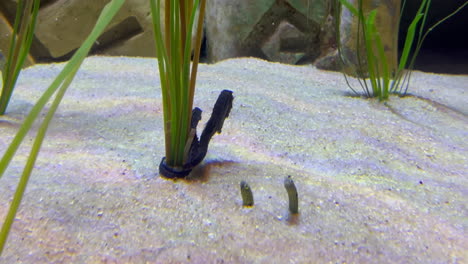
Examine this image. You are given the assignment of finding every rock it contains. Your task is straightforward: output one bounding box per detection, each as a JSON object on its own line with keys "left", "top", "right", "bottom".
{"left": 205, "top": 0, "right": 333, "bottom": 64}
{"left": 34, "top": 0, "right": 155, "bottom": 59}
{"left": 1, "top": 0, "right": 467, "bottom": 73}
{"left": 0, "top": 4, "right": 35, "bottom": 66}
{"left": 314, "top": 49, "right": 341, "bottom": 71}
{"left": 0, "top": 0, "right": 157, "bottom": 61}
{"left": 0, "top": 56, "right": 466, "bottom": 262}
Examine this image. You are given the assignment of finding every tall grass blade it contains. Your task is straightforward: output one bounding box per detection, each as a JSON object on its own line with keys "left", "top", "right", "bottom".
{"left": 398, "top": 13, "right": 424, "bottom": 71}
{"left": 0, "top": 67, "right": 75, "bottom": 255}
{"left": 0, "top": 0, "right": 40, "bottom": 114}
{"left": 402, "top": 0, "right": 467, "bottom": 95}
{"left": 338, "top": 0, "right": 466, "bottom": 100}
{"left": 150, "top": 0, "right": 206, "bottom": 168}
{"left": 150, "top": 0, "right": 172, "bottom": 159}
{"left": 0, "top": 0, "right": 125, "bottom": 254}
{"left": 363, "top": 10, "right": 379, "bottom": 97}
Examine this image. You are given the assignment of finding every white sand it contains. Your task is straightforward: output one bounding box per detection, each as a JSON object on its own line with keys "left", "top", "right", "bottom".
{"left": 0, "top": 56, "right": 467, "bottom": 263}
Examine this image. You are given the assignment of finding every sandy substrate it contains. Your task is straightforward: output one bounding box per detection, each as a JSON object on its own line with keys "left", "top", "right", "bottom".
{"left": 0, "top": 57, "right": 467, "bottom": 263}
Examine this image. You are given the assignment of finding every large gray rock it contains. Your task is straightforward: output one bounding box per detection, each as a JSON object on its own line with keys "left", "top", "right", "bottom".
{"left": 0, "top": 1, "right": 36, "bottom": 66}
{"left": 35, "top": 0, "right": 156, "bottom": 58}
{"left": 205, "top": 0, "right": 333, "bottom": 64}
{"left": 0, "top": 0, "right": 157, "bottom": 61}
{"left": 0, "top": 57, "right": 467, "bottom": 262}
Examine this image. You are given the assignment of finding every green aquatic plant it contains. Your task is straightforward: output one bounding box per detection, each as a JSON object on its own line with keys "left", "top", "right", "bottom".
{"left": 394, "top": 1, "right": 467, "bottom": 95}
{"left": 151, "top": 0, "right": 233, "bottom": 178}
{"left": 0, "top": 0, "right": 125, "bottom": 255}
{"left": 336, "top": 0, "right": 467, "bottom": 101}
{"left": 0, "top": 0, "right": 40, "bottom": 114}
{"left": 150, "top": 0, "right": 206, "bottom": 174}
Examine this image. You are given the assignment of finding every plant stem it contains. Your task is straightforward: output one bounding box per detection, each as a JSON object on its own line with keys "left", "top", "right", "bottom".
{"left": 0, "top": 0, "right": 40, "bottom": 114}
{"left": 0, "top": 0, "right": 125, "bottom": 254}
{"left": 151, "top": 0, "right": 206, "bottom": 168}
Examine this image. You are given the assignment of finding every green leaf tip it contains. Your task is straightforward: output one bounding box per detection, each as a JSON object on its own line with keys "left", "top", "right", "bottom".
{"left": 284, "top": 175, "right": 299, "bottom": 214}
{"left": 240, "top": 181, "right": 254, "bottom": 207}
